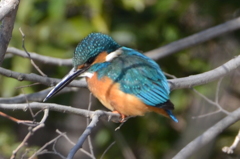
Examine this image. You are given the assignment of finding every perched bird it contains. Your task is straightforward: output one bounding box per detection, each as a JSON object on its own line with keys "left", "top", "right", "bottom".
{"left": 43, "top": 33, "right": 178, "bottom": 122}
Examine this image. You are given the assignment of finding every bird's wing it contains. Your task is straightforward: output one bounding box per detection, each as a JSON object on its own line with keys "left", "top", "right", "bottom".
{"left": 105, "top": 47, "right": 171, "bottom": 108}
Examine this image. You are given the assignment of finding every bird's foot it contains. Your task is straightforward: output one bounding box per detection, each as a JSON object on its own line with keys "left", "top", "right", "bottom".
{"left": 111, "top": 111, "right": 126, "bottom": 123}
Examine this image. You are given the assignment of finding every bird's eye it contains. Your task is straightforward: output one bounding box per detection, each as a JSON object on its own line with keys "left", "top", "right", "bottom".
{"left": 86, "top": 56, "right": 96, "bottom": 64}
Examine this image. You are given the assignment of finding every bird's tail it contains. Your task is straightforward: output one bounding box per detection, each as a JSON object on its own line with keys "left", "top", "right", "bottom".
{"left": 147, "top": 100, "right": 178, "bottom": 122}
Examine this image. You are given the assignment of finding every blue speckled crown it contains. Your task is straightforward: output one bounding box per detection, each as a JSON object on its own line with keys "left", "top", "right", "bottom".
{"left": 73, "top": 33, "right": 121, "bottom": 67}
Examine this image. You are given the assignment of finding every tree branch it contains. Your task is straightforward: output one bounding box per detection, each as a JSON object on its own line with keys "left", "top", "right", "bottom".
{"left": 6, "top": 17, "right": 240, "bottom": 66}
{"left": 1, "top": 103, "right": 120, "bottom": 158}
{"left": 0, "top": 87, "right": 78, "bottom": 104}
{"left": 6, "top": 47, "right": 72, "bottom": 66}
{"left": 173, "top": 107, "right": 240, "bottom": 159}
{"left": 0, "top": 0, "right": 19, "bottom": 66}
{"left": 169, "top": 55, "right": 240, "bottom": 90}
{"left": 0, "top": 66, "right": 86, "bottom": 87}
{"left": 145, "top": 16, "right": 240, "bottom": 60}
{"left": 0, "top": 55, "right": 239, "bottom": 100}
{"left": 67, "top": 110, "right": 103, "bottom": 159}
{"left": 0, "top": 102, "right": 121, "bottom": 122}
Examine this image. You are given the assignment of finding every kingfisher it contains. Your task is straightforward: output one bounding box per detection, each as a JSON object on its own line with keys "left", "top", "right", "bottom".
{"left": 43, "top": 33, "right": 178, "bottom": 122}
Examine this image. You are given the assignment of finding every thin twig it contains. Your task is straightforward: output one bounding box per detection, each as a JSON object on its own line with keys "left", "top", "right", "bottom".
{"left": 191, "top": 110, "right": 221, "bottom": 119}
{"left": 193, "top": 88, "right": 216, "bottom": 105}
{"left": 52, "top": 137, "right": 66, "bottom": 159}
{"left": 33, "top": 108, "right": 47, "bottom": 119}
{"left": 115, "top": 116, "right": 134, "bottom": 131}
{"left": 56, "top": 129, "right": 75, "bottom": 145}
{"left": 222, "top": 130, "right": 240, "bottom": 154}
{"left": 0, "top": 111, "right": 38, "bottom": 126}
{"left": 15, "top": 83, "right": 40, "bottom": 89}
{"left": 215, "top": 77, "right": 223, "bottom": 103}
{"left": 192, "top": 88, "right": 229, "bottom": 117}
{"left": 29, "top": 133, "right": 65, "bottom": 159}
{"left": 87, "top": 93, "right": 95, "bottom": 158}
{"left": 112, "top": 127, "right": 136, "bottom": 159}
{"left": 10, "top": 108, "right": 49, "bottom": 159}
{"left": 56, "top": 129, "right": 94, "bottom": 158}
{"left": 20, "top": 88, "right": 35, "bottom": 118}
{"left": 21, "top": 148, "right": 29, "bottom": 159}
{"left": 192, "top": 77, "right": 230, "bottom": 118}
{"left": 19, "top": 28, "right": 47, "bottom": 76}
{"left": 164, "top": 72, "right": 177, "bottom": 79}
{"left": 10, "top": 123, "right": 45, "bottom": 159}
{"left": 40, "top": 108, "right": 49, "bottom": 124}
{"left": 100, "top": 141, "right": 116, "bottom": 159}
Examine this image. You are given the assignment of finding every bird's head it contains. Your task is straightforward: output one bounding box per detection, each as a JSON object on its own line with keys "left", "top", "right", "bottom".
{"left": 43, "top": 33, "right": 121, "bottom": 101}
{"left": 73, "top": 33, "right": 121, "bottom": 69}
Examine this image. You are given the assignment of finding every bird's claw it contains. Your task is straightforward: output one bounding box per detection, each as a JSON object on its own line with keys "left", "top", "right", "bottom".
{"left": 111, "top": 111, "right": 126, "bottom": 123}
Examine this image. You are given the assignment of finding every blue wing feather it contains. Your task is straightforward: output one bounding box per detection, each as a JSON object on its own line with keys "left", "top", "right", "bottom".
{"left": 95, "top": 47, "right": 170, "bottom": 107}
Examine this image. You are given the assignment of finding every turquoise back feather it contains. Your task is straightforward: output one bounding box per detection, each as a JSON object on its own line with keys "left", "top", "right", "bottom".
{"left": 89, "top": 47, "right": 170, "bottom": 107}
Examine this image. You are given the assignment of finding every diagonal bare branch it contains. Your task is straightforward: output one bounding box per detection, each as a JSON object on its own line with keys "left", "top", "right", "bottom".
{"left": 173, "top": 107, "right": 240, "bottom": 159}
{"left": 146, "top": 16, "right": 240, "bottom": 60}
{"left": 169, "top": 55, "right": 240, "bottom": 90}
{"left": 6, "top": 17, "right": 240, "bottom": 66}
{"left": 67, "top": 110, "right": 102, "bottom": 159}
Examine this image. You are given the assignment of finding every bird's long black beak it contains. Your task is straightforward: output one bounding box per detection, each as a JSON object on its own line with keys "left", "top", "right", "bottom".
{"left": 43, "top": 67, "right": 87, "bottom": 102}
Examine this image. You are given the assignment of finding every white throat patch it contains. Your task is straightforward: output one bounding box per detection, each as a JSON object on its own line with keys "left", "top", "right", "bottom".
{"left": 80, "top": 72, "right": 94, "bottom": 78}
{"left": 105, "top": 48, "right": 122, "bottom": 62}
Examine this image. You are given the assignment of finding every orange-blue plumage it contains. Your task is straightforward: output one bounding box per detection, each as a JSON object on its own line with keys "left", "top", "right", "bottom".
{"left": 44, "top": 33, "right": 178, "bottom": 122}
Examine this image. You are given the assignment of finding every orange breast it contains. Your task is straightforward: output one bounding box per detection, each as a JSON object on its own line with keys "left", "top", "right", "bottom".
{"left": 86, "top": 73, "right": 151, "bottom": 116}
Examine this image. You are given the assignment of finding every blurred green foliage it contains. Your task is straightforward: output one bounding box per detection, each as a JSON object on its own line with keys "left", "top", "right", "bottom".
{"left": 1, "top": 0, "right": 240, "bottom": 158}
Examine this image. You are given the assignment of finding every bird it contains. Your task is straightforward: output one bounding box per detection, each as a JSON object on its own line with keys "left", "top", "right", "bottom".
{"left": 43, "top": 33, "right": 178, "bottom": 122}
